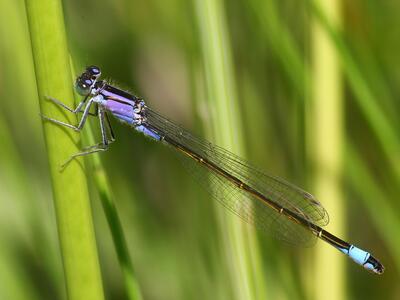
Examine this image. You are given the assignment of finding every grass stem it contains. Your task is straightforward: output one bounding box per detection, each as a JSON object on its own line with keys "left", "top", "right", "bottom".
{"left": 25, "top": 1, "right": 104, "bottom": 299}
{"left": 195, "top": 0, "right": 267, "bottom": 298}
{"left": 310, "top": 0, "right": 345, "bottom": 298}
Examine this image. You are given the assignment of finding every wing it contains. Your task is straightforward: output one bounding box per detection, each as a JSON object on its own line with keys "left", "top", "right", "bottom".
{"left": 144, "top": 107, "right": 329, "bottom": 246}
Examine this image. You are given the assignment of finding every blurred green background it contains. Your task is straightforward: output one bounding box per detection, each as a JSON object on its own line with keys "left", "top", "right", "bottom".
{"left": 0, "top": 0, "right": 398, "bottom": 299}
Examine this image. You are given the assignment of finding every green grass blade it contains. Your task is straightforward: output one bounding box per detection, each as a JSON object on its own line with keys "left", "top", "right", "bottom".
{"left": 24, "top": 1, "right": 104, "bottom": 299}
{"left": 309, "top": 0, "right": 346, "bottom": 298}
{"left": 195, "top": 0, "right": 267, "bottom": 298}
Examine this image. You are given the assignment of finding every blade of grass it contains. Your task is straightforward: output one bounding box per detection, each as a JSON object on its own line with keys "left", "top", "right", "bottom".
{"left": 310, "top": 0, "right": 346, "bottom": 298}
{"left": 24, "top": 1, "right": 104, "bottom": 299}
{"left": 195, "top": 0, "right": 267, "bottom": 299}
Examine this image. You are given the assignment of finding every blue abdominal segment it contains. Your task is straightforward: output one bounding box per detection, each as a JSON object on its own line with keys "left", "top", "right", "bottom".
{"left": 109, "top": 111, "right": 161, "bottom": 141}
{"left": 135, "top": 125, "right": 162, "bottom": 141}
{"left": 346, "top": 245, "right": 370, "bottom": 265}
{"left": 113, "top": 113, "right": 135, "bottom": 124}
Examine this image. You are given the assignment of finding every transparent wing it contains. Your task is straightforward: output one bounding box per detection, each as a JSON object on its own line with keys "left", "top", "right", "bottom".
{"left": 144, "top": 107, "right": 329, "bottom": 246}
{"left": 180, "top": 153, "right": 317, "bottom": 246}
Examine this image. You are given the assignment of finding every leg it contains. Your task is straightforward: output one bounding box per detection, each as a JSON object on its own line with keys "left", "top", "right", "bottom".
{"left": 98, "top": 108, "right": 109, "bottom": 145}
{"left": 45, "top": 95, "right": 87, "bottom": 114}
{"left": 60, "top": 107, "right": 115, "bottom": 170}
{"left": 45, "top": 95, "right": 98, "bottom": 116}
{"left": 104, "top": 112, "right": 115, "bottom": 142}
{"left": 60, "top": 143, "right": 109, "bottom": 170}
{"left": 41, "top": 98, "right": 94, "bottom": 131}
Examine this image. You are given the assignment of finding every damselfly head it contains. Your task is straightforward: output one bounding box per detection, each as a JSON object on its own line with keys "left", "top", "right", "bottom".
{"left": 75, "top": 66, "right": 102, "bottom": 96}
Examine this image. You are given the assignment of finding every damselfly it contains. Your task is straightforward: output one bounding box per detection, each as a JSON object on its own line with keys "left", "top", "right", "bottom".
{"left": 42, "top": 66, "right": 384, "bottom": 274}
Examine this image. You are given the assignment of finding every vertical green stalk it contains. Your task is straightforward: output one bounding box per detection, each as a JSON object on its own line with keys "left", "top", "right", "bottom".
{"left": 24, "top": 1, "right": 104, "bottom": 299}
{"left": 195, "top": 0, "right": 267, "bottom": 299}
{"left": 310, "top": 0, "right": 345, "bottom": 299}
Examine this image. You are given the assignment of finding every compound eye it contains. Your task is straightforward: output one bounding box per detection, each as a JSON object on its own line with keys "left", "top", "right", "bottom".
{"left": 86, "top": 65, "right": 101, "bottom": 78}
{"left": 84, "top": 78, "right": 93, "bottom": 86}
{"left": 75, "top": 77, "right": 93, "bottom": 96}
